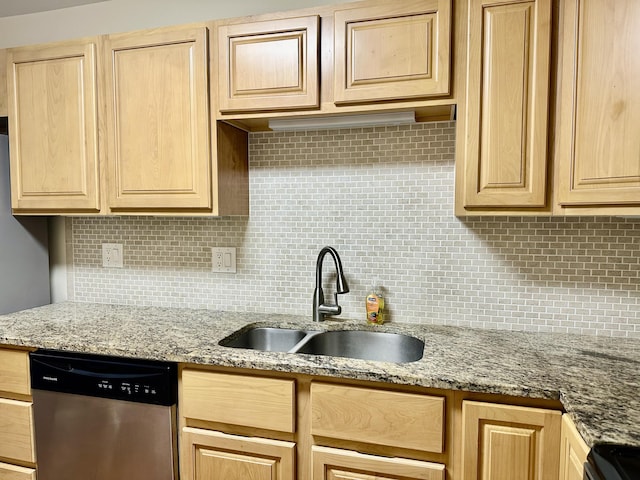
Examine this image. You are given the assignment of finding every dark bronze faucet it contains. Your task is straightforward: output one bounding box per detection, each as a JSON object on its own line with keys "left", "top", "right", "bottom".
{"left": 313, "top": 246, "right": 349, "bottom": 322}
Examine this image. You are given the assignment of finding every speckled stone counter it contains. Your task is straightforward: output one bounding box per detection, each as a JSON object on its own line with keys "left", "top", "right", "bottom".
{"left": 0, "top": 302, "right": 638, "bottom": 448}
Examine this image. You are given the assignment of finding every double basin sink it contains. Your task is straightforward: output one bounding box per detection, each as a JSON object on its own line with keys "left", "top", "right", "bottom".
{"left": 220, "top": 326, "right": 424, "bottom": 363}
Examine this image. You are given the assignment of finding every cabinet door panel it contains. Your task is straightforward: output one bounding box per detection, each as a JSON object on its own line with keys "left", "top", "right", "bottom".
{"left": 334, "top": 0, "right": 450, "bottom": 103}
{"left": 312, "top": 446, "right": 444, "bottom": 480}
{"left": 105, "top": 27, "right": 211, "bottom": 210}
{"left": 461, "top": 401, "right": 561, "bottom": 480}
{"left": 462, "top": 0, "right": 551, "bottom": 208}
{"left": 0, "top": 399, "right": 34, "bottom": 464}
{"left": 7, "top": 41, "right": 100, "bottom": 212}
{"left": 218, "top": 16, "right": 319, "bottom": 112}
{"left": 182, "top": 427, "right": 295, "bottom": 480}
{"left": 556, "top": 0, "right": 640, "bottom": 206}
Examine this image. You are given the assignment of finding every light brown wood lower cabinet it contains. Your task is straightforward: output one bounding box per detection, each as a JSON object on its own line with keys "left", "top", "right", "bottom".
{"left": 0, "top": 462, "right": 36, "bottom": 480}
{"left": 182, "top": 427, "right": 295, "bottom": 480}
{"left": 312, "top": 446, "right": 445, "bottom": 480}
{"left": 461, "top": 401, "right": 562, "bottom": 480}
{"left": 0, "top": 349, "right": 30, "bottom": 397}
{"left": 181, "top": 369, "right": 296, "bottom": 433}
{"left": 559, "top": 414, "right": 589, "bottom": 480}
{"left": 310, "top": 382, "right": 444, "bottom": 453}
{"left": 0, "top": 398, "right": 35, "bottom": 464}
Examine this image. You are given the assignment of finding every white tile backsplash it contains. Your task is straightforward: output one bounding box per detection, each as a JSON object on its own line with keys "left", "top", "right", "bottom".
{"left": 69, "top": 122, "right": 640, "bottom": 337}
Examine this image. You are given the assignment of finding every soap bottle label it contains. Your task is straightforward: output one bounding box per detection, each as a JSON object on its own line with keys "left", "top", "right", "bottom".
{"left": 366, "top": 292, "right": 385, "bottom": 325}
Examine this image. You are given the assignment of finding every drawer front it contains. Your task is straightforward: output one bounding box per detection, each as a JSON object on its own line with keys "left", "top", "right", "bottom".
{"left": 0, "top": 399, "right": 34, "bottom": 464}
{"left": 0, "top": 462, "right": 36, "bottom": 480}
{"left": 312, "top": 445, "right": 445, "bottom": 480}
{"left": 181, "top": 370, "right": 295, "bottom": 433}
{"left": 0, "top": 349, "right": 30, "bottom": 396}
{"left": 311, "top": 382, "right": 444, "bottom": 453}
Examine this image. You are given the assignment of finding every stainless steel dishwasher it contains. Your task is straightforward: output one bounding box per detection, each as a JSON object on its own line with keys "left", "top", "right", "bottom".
{"left": 30, "top": 350, "right": 177, "bottom": 480}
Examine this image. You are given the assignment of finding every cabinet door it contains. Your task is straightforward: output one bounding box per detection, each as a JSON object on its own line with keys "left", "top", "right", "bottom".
{"left": 7, "top": 40, "right": 100, "bottom": 212}
{"left": 217, "top": 16, "right": 319, "bottom": 113}
{"left": 104, "top": 26, "right": 211, "bottom": 211}
{"left": 181, "top": 427, "right": 295, "bottom": 480}
{"left": 555, "top": 0, "right": 640, "bottom": 207}
{"left": 312, "top": 446, "right": 445, "bottom": 480}
{"left": 460, "top": 0, "right": 551, "bottom": 209}
{"left": 461, "top": 401, "right": 561, "bottom": 480}
{"left": 334, "top": 0, "right": 450, "bottom": 104}
{"left": 559, "top": 414, "right": 589, "bottom": 480}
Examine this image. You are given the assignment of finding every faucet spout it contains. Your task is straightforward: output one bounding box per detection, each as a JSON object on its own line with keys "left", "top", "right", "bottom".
{"left": 313, "top": 246, "right": 349, "bottom": 322}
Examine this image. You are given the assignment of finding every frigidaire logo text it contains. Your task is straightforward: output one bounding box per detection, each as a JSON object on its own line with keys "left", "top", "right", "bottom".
{"left": 43, "top": 376, "right": 58, "bottom": 382}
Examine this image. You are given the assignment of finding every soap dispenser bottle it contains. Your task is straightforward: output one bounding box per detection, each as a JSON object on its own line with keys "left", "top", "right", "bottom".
{"left": 365, "top": 285, "right": 385, "bottom": 325}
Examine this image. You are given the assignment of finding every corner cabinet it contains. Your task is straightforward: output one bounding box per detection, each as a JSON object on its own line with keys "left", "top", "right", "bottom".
{"left": 455, "top": 0, "right": 552, "bottom": 215}
{"left": 559, "top": 414, "right": 589, "bottom": 480}
{"left": 334, "top": 0, "right": 451, "bottom": 104}
{"left": 6, "top": 39, "right": 101, "bottom": 213}
{"left": 461, "top": 400, "right": 561, "bottom": 480}
{"left": 217, "top": 16, "right": 320, "bottom": 113}
{"left": 554, "top": 0, "right": 640, "bottom": 213}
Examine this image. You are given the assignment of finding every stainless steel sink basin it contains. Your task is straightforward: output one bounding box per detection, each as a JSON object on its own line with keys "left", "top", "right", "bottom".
{"left": 295, "top": 330, "right": 424, "bottom": 363}
{"left": 220, "top": 326, "right": 424, "bottom": 363}
{"left": 220, "top": 327, "right": 310, "bottom": 352}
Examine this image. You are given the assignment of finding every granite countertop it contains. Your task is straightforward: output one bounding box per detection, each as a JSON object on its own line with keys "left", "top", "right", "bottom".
{"left": 0, "top": 302, "right": 638, "bottom": 448}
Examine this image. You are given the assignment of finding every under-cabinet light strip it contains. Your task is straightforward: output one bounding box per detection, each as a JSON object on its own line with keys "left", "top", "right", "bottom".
{"left": 268, "top": 111, "right": 416, "bottom": 131}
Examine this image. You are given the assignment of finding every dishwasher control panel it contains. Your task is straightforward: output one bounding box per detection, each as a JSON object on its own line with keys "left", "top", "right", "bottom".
{"left": 30, "top": 349, "right": 177, "bottom": 406}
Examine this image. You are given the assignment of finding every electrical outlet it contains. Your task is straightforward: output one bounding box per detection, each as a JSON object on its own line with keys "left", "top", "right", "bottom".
{"left": 211, "top": 247, "right": 236, "bottom": 273}
{"left": 102, "top": 243, "right": 123, "bottom": 268}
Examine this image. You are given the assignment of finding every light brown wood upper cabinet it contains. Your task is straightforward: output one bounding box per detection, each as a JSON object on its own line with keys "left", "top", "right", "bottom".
{"left": 461, "top": 401, "right": 561, "bottom": 480}
{"left": 217, "top": 16, "right": 319, "bottom": 113}
{"left": 104, "top": 26, "right": 213, "bottom": 211}
{"left": 334, "top": 0, "right": 451, "bottom": 104}
{"left": 0, "top": 49, "right": 7, "bottom": 117}
{"left": 555, "top": 0, "right": 640, "bottom": 212}
{"left": 6, "top": 39, "right": 101, "bottom": 213}
{"left": 455, "top": 0, "right": 552, "bottom": 215}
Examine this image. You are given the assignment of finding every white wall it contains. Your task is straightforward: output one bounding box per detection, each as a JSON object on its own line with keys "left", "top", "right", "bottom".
{"left": 0, "top": 0, "right": 354, "bottom": 48}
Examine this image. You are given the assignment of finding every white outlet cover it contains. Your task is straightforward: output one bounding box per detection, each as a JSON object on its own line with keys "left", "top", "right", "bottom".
{"left": 211, "top": 247, "right": 236, "bottom": 273}
{"left": 102, "top": 243, "right": 123, "bottom": 268}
